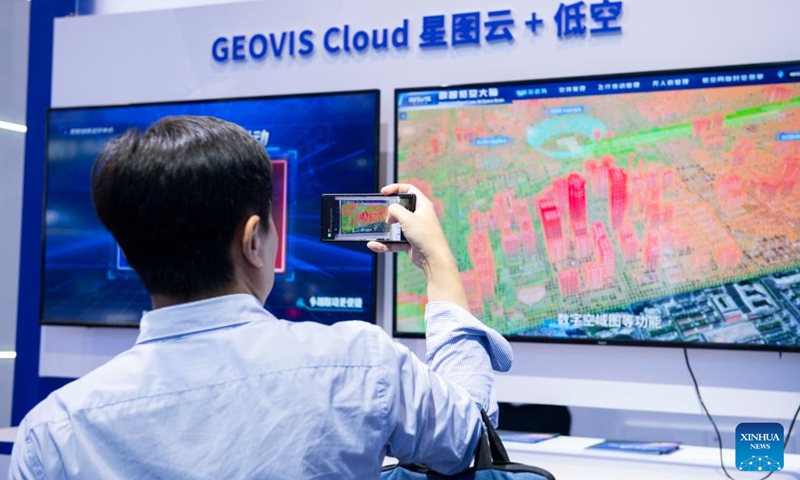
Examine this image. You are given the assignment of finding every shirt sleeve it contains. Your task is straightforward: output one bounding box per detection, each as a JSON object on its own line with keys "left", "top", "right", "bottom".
{"left": 379, "top": 301, "right": 513, "bottom": 475}
{"left": 380, "top": 338, "right": 483, "bottom": 475}
{"left": 424, "top": 301, "right": 514, "bottom": 426}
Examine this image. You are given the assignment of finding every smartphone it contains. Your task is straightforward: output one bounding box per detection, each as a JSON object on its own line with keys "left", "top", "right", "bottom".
{"left": 320, "top": 193, "right": 416, "bottom": 243}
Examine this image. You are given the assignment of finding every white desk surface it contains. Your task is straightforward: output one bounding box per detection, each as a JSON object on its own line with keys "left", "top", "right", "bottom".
{"left": 4, "top": 426, "right": 799, "bottom": 479}
{"left": 0, "top": 427, "right": 16, "bottom": 476}
{"left": 503, "top": 435, "right": 800, "bottom": 480}
{"left": 0, "top": 428, "right": 16, "bottom": 445}
{"left": 384, "top": 435, "right": 800, "bottom": 480}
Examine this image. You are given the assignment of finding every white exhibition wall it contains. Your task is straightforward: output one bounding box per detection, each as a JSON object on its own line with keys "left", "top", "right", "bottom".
{"left": 41, "top": 0, "right": 800, "bottom": 424}
{"left": 0, "top": 0, "right": 31, "bottom": 428}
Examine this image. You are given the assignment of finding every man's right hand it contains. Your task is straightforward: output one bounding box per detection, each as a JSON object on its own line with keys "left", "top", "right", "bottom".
{"left": 367, "top": 183, "right": 469, "bottom": 311}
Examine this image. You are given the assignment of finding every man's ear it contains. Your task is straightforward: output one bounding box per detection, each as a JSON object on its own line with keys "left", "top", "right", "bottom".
{"left": 241, "top": 215, "right": 265, "bottom": 268}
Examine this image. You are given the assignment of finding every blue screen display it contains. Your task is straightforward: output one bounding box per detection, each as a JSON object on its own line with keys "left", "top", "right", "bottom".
{"left": 43, "top": 91, "right": 379, "bottom": 326}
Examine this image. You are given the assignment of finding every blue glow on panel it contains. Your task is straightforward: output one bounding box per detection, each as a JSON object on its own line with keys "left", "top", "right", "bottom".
{"left": 43, "top": 92, "right": 378, "bottom": 326}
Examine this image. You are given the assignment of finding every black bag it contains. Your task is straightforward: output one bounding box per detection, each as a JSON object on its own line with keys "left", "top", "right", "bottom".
{"left": 381, "top": 410, "right": 556, "bottom": 480}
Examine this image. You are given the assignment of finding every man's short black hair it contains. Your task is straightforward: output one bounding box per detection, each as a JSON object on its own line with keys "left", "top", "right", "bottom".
{"left": 91, "top": 116, "right": 272, "bottom": 300}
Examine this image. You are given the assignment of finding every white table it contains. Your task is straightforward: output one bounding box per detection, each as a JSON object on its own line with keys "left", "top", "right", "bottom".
{"left": 0, "top": 427, "right": 16, "bottom": 476}
{"left": 503, "top": 435, "right": 800, "bottom": 480}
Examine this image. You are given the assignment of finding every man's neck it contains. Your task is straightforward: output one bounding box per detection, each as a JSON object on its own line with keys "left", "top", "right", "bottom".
{"left": 150, "top": 285, "right": 256, "bottom": 310}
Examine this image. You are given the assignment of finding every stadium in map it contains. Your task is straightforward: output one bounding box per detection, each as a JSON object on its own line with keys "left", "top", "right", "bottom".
{"left": 395, "top": 63, "right": 800, "bottom": 349}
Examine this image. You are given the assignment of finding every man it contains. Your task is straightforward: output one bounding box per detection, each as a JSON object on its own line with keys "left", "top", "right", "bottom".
{"left": 10, "top": 116, "right": 512, "bottom": 479}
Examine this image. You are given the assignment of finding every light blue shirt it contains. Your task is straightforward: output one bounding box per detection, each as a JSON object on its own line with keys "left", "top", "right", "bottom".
{"left": 10, "top": 294, "right": 512, "bottom": 479}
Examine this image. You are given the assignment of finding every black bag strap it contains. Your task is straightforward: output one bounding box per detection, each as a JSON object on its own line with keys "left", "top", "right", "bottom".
{"left": 480, "top": 409, "right": 510, "bottom": 464}
{"left": 473, "top": 417, "right": 493, "bottom": 469}
{"left": 475, "top": 409, "right": 557, "bottom": 480}
{"left": 382, "top": 409, "right": 557, "bottom": 480}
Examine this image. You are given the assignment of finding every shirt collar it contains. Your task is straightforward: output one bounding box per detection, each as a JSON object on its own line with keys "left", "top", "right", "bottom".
{"left": 136, "top": 294, "right": 274, "bottom": 344}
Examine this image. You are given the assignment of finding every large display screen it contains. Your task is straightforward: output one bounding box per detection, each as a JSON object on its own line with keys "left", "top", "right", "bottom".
{"left": 395, "top": 62, "right": 800, "bottom": 351}
{"left": 43, "top": 90, "right": 379, "bottom": 327}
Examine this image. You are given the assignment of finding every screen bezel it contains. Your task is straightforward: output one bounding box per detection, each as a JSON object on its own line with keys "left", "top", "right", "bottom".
{"left": 392, "top": 60, "right": 800, "bottom": 353}
{"left": 41, "top": 88, "right": 381, "bottom": 328}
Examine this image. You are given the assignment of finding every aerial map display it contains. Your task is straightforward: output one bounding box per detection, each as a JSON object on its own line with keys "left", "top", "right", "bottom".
{"left": 341, "top": 201, "right": 389, "bottom": 235}
{"left": 395, "top": 63, "right": 800, "bottom": 350}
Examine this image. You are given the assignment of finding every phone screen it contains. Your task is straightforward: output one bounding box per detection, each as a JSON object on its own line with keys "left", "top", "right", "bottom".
{"left": 320, "top": 194, "right": 415, "bottom": 242}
